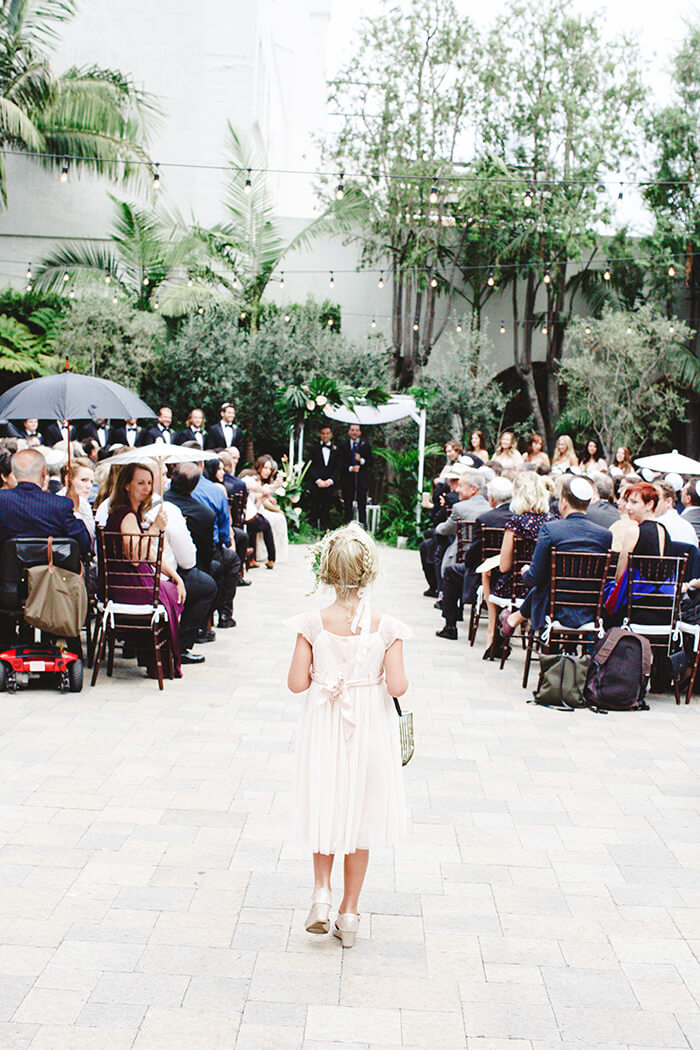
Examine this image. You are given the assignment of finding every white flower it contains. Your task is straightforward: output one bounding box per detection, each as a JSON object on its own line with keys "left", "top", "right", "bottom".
{"left": 315, "top": 394, "right": 327, "bottom": 406}
{"left": 306, "top": 400, "right": 315, "bottom": 412}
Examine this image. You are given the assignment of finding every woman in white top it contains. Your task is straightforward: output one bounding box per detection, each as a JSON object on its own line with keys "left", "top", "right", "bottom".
{"left": 493, "top": 430, "right": 523, "bottom": 469}
{"left": 60, "top": 457, "right": 96, "bottom": 545}
{"left": 253, "top": 455, "right": 289, "bottom": 563}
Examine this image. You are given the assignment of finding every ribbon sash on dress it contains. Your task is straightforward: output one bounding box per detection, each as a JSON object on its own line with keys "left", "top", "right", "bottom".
{"left": 310, "top": 668, "right": 384, "bottom": 741}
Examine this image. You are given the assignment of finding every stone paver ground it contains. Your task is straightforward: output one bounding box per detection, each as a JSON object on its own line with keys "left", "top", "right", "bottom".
{"left": 1, "top": 542, "right": 700, "bottom": 1049}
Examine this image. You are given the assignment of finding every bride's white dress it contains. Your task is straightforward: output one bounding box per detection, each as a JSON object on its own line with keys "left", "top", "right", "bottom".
{"left": 256, "top": 506, "right": 288, "bottom": 563}
{"left": 286, "top": 609, "right": 410, "bottom": 855}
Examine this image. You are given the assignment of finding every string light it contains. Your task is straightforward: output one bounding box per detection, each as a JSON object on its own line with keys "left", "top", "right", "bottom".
{"left": 240, "top": 310, "right": 247, "bottom": 319}
{"left": 584, "top": 325, "right": 591, "bottom": 334}
{"left": 59, "top": 160, "right": 69, "bottom": 183}
{"left": 429, "top": 182, "right": 439, "bottom": 204}
{"left": 153, "top": 300, "right": 159, "bottom": 310}
{"left": 152, "top": 163, "right": 161, "bottom": 189}
{"left": 378, "top": 272, "right": 384, "bottom": 289}
{"left": 327, "top": 317, "right": 334, "bottom": 326}
{"left": 69, "top": 289, "right": 75, "bottom": 299}
{"left": 26, "top": 282, "right": 32, "bottom": 291}
{"left": 668, "top": 264, "right": 676, "bottom": 278}
{"left": 197, "top": 306, "right": 204, "bottom": 314}
{"left": 626, "top": 325, "right": 632, "bottom": 334}
{"left": 523, "top": 187, "right": 534, "bottom": 207}
{"left": 329, "top": 271, "right": 335, "bottom": 288}
{"left": 142, "top": 276, "right": 149, "bottom": 286}
{"left": 112, "top": 294, "right": 118, "bottom": 303}
{"left": 104, "top": 273, "right": 111, "bottom": 284}
{"left": 456, "top": 322, "right": 462, "bottom": 332}
{"left": 279, "top": 272, "right": 285, "bottom": 288}
{"left": 26, "top": 263, "right": 31, "bottom": 279}
{"left": 603, "top": 266, "right": 611, "bottom": 281}
{"left": 499, "top": 321, "right": 506, "bottom": 334}
{"left": 542, "top": 324, "right": 548, "bottom": 335}
{"left": 335, "top": 173, "right": 345, "bottom": 200}
{"left": 430, "top": 275, "right": 438, "bottom": 288}
{"left": 617, "top": 184, "right": 624, "bottom": 201}
{"left": 669, "top": 324, "right": 675, "bottom": 334}
{"left": 543, "top": 269, "right": 551, "bottom": 285}
{"left": 284, "top": 313, "right": 290, "bottom": 322}
{"left": 62, "top": 273, "right": 69, "bottom": 283}
{"left": 487, "top": 270, "right": 495, "bottom": 287}
{"left": 244, "top": 169, "right": 252, "bottom": 194}
{"left": 412, "top": 322, "right": 419, "bottom": 331}
{"left": 370, "top": 318, "right": 376, "bottom": 328}
{"left": 187, "top": 276, "right": 193, "bottom": 287}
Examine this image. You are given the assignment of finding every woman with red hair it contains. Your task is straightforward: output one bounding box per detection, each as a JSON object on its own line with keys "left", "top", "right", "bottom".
{"left": 615, "top": 482, "right": 669, "bottom": 582}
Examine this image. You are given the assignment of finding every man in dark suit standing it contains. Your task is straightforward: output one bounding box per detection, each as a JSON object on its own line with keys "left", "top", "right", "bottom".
{"left": 0, "top": 449, "right": 91, "bottom": 555}
{"left": 338, "top": 423, "right": 372, "bottom": 527}
{"left": 308, "top": 424, "right": 339, "bottom": 532}
{"left": 136, "top": 406, "right": 174, "bottom": 446}
{"left": 175, "top": 408, "right": 207, "bottom": 449}
{"left": 205, "top": 403, "right": 244, "bottom": 458}
{"left": 80, "top": 419, "right": 109, "bottom": 448}
{"left": 501, "top": 475, "right": 612, "bottom": 640}
{"left": 44, "top": 419, "right": 78, "bottom": 447}
{"left": 108, "top": 418, "right": 139, "bottom": 447}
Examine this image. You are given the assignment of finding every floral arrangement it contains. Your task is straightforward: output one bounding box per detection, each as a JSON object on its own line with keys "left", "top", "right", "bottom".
{"left": 275, "top": 457, "right": 310, "bottom": 528}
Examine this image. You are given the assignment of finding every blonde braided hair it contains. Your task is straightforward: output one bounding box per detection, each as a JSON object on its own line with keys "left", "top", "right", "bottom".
{"left": 313, "top": 522, "right": 379, "bottom": 598}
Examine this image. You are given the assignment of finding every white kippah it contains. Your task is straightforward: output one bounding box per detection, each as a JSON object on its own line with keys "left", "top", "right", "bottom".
{"left": 665, "top": 472, "right": 683, "bottom": 491}
{"left": 695, "top": 480, "right": 700, "bottom": 498}
{"left": 570, "top": 477, "right": 593, "bottom": 502}
{"left": 640, "top": 468, "right": 656, "bottom": 482}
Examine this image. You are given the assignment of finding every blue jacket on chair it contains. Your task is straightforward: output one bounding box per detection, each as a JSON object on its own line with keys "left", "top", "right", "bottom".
{"left": 522, "top": 512, "right": 612, "bottom": 631}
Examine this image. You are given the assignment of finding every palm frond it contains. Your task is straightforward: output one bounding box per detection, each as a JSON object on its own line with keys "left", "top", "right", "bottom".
{"left": 0, "top": 94, "right": 43, "bottom": 148}
{"left": 33, "top": 241, "right": 122, "bottom": 293}
{"left": 2, "top": 0, "right": 77, "bottom": 47}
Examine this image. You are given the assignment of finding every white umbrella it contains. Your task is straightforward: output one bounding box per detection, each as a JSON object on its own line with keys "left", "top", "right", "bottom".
{"left": 107, "top": 443, "right": 219, "bottom": 466}
{"left": 634, "top": 449, "right": 700, "bottom": 475}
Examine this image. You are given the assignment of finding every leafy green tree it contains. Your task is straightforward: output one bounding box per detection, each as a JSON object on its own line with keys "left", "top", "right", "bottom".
{"left": 324, "top": 0, "right": 482, "bottom": 387}
{"left": 478, "top": 0, "right": 645, "bottom": 441}
{"left": 0, "top": 0, "right": 158, "bottom": 203}
{"left": 558, "top": 306, "right": 697, "bottom": 459}
{"left": 0, "top": 313, "right": 56, "bottom": 378}
{"left": 51, "top": 295, "right": 166, "bottom": 389}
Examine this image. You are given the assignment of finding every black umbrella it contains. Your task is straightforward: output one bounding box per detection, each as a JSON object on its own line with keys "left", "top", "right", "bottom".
{"left": 0, "top": 372, "right": 155, "bottom": 423}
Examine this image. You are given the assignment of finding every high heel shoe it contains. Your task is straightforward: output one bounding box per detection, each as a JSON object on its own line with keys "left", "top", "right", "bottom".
{"left": 333, "top": 912, "right": 360, "bottom": 948}
{"left": 482, "top": 640, "right": 499, "bottom": 661}
{"left": 304, "top": 888, "right": 332, "bottom": 934}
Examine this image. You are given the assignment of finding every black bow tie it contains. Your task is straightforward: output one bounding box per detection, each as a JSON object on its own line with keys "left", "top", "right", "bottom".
{"left": 159, "top": 426, "right": 170, "bottom": 433}
{"left": 192, "top": 429, "right": 201, "bottom": 433}
{"left": 224, "top": 424, "right": 233, "bottom": 430}
{"left": 322, "top": 443, "right": 331, "bottom": 448}
{"left": 127, "top": 427, "right": 137, "bottom": 431}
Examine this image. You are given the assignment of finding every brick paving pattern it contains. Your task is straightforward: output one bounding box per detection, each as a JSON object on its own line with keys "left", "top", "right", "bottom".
{"left": 0, "top": 542, "right": 699, "bottom": 1049}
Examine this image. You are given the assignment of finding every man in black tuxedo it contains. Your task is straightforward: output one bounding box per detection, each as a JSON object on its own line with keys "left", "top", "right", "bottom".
{"left": 44, "top": 419, "right": 77, "bottom": 447}
{"left": 14, "top": 418, "right": 43, "bottom": 443}
{"left": 308, "top": 424, "right": 339, "bottom": 532}
{"left": 136, "top": 406, "right": 174, "bottom": 446}
{"left": 80, "top": 419, "right": 109, "bottom": 448}
{"left": 338, "top": 423, "right": 372, "bottom": 527}
{"left": 175, "top": 408, "right": 207, "bottom": 449}
{"left": 205, "top": 402, "right": 244, "bottom": 459}
{"left": 108, "top": 418, "right": 139, "bottom": 447}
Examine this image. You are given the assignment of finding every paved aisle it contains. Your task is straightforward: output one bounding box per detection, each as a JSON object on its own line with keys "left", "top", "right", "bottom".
{"left": 1, "top": 543, "right": 700, "bottom": 1049}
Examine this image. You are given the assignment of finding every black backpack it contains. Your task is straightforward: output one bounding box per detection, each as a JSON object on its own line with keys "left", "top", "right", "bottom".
{"left": 584, "top": 628, "right": 652, "bottom": 711}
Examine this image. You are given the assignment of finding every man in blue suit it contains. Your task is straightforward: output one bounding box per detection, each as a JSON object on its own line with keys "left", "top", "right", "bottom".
{"left": 500, "top": 475, "right": 612, "bottom": 639}
{"left": 0, "top": 449, "right": 91, "bottom": 555}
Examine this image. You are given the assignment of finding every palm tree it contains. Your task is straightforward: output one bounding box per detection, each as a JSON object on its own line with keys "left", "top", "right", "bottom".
{"left": 0, "top": 0, "right": 157, "bottom": 204}
{"left": 197, "top": 123, "right": 369, "bottom": 328}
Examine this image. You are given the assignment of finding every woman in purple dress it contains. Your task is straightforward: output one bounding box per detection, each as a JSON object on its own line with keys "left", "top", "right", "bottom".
{"left": 105, "top": 463, "right": 186, "bottom": 678}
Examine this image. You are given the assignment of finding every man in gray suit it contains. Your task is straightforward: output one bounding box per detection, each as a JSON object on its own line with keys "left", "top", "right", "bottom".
{"left": 586, "top": 472, "right": 620, "bottom": 528}
{"left": 434, "top": 469, "right": 490, "bottom": 589}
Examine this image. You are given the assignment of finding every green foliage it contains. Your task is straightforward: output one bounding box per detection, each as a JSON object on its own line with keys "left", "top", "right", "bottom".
{"left": 559, "top": 306, "right": 697, "bottom": 459}
{"left": 0, "top": 313, "right": 57, "bottom": 377}
{"left": 422, "top": 326, "right": 512, "bottom": 449}
{"left": 150, "top": 300, "right": 392, "bottom": 454}
{"left": 51, "top": 295, "right": 166, "bottom": 389}
{"left": 374, "top": 443, "right": 441, "bottom": 548}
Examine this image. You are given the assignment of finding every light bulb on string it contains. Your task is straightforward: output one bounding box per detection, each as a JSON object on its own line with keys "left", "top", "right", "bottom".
{"left": 603, "top": 266, "right": 611, "bottom": 281}
{"left": 112, "top": 295, "right": 118, "bottom": 304}
{"left": 327, "top": 317, "right": 334, "bottom": 327}
{"left": 69, "top": 290, "right": 75, "bottom": 299}
{"left": 26, "top": 282, "right": 32, "bottom": 292}
{"left": 543, "top": 269, "right": 551, "bottom": 285}
{"left": 626, "top": 325, "right": 632, "bottom": 334}
{"left": 584, "top": 326, "right": 591, "bottom": 334}
{"left": 104, "top": 273, "right": 111, "bottom": 284}
{"left": 499, "top": 321, "right": 506, "bottom": 334}
{"left": 197, "top": 307, "right": 204, "bottom": 315}
{"left": 378, "top": 272, "right": 384, "bottom": 289}
{"left": 26, "top": 263, "right": 31, "bottom": 279}
{"left": 244, "top": 169, "right": 252, "bottom": 194}
{"left": 153, "top": 301, "right": 159, "bottom": 310}
{"left": 279, "top": 272, "right": 285, "bottom": 288}
{"left": 487, "top": 270, "right": 495, "bottom": 287}
{"left": 370, "top": 318, "right": 376, "bottom": 329}
{"left": 669, "top": 325, "right": 675, "bottom": 334}
{"left": 59, "top": 159, "right": 69, "bottom": 183}
{"left": 617, "top": 184, "right": 624, "bottom": 202}
{"left": 456, "top": 322, "right": 462, "bottom": 333}
{"left": 152, "top": 163, "right": 161, "bottom": 189}
{"left": 412, "top": 322, "right": 419, "bottom": 332}
{"left": 240, "top": 311, "right": 247, "bottom": 319}
{"left": 429, "top": 182, "right": 439, "bottom": 205}
{"left": 187, "top": 276, "right": 193, "bottom": 287}
{"left": 329, "top": 271, "right": 335, "bottom": 289}
{"left": 143, "top": 276, "right": 149, "bottom": 286}
{"left": 523, "top": 187, "right": 534, "bottom": 207}
{"left": 668, "top": 264, "right": 676, "bottom": 278}
{"left": 430, "top": 275, "right": 438, "bottom": 288}
{"left": 62, "top": 273, "right": 69, "bottom": 283}
{"left": 542, "top": 325, "right": 548, "bottom": 335}
{"left": 284, "top": 313, "right": 290, "bottom": 322}
{"left": 335, "top": 173, "right": 345, "bottom": 200}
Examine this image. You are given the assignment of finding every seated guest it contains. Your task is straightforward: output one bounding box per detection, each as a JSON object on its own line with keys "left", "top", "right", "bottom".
{"left": 499, "top": 476, "right": 612, "bottom": 643}
{"left": 239, "top": 468, "right": 276, "bottom": 569}
{"left": 218, "top": 448, "right": 252, "bottom": 583}
{"left": 492, "top": 430, "right": 522, "bottom": 469}
{"left": 108, "top": 418, "right": 139, "bottom": 447}
{"left": 586, "top": 472, "right": 620, "bottom": 528}
{"left": 580, "top": 438, "right": 608, "bottom": 474}
{"left": 550, "top": 434, "right": 579, "bottom": 474}
{"left": 615, "top": 483, "right": 669, "bottom": 580}
{"left": 0, "top": 451, "right": 15, "bottom": 489}
{"left": 522, "top": 433, "right": 550, "bottom": 472}
{"left": 468, "top": 430, "right": 490, "bottom": 462}
{"left": 253, "top": 455, "right": 288, "bottom": 564}
{"left": 434, "top": 440, "right": 463, "bottom": 483}
{"left": 436, "top": 476, "right": 513, "bottom": 641}
{"left": 610, "top": 445, "right": 634, "bottom": 477}
{"left": 136, "top": 406, "right": 174, "bottom": 446}
{"left": 104, "top": 463, "right": 185, "bottom": 677}
{"left": 610, "top": 478, "right": 640, "bottom": 552}
{"left": 0, "top": 449, "right": 90, "bottom": 555}
{"left": 654, "top": 480, "right": 698, "bottom": 547}
{"left": 434, "top": 468, "right": 490, "bottom": 588}
{"left": 191, "top": 456, "right": 240, "bottom": 627}
{"left": 60, "top": 457, "right": 96, "bottom": 548}
{"left": 175, "top": 408, "right": 207, "bottom": 448}
{"left": 480, "top": 472, "right": 552, "bottom": 655}
{"left": 420, "top": 465, "right": 464, "bottom": 596}
{"left": 681, "top": 480, "right": 700, "bottom": 540}
{"left": 82, "top": 438, "right": 100, "bottom": 464}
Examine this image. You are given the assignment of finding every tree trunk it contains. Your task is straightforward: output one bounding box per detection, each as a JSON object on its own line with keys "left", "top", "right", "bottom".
{"left": 516, "top": 271, "right": 547, "bottom": 438}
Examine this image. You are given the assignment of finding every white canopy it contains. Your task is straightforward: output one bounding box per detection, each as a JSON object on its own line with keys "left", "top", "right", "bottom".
{"left": 634, "top": 449, "right": 700, "bottom": 475}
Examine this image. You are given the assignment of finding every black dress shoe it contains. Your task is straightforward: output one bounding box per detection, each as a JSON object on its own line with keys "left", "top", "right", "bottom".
{"left": 423, "top": 588, "right": 438, "bottom": 597}
{"left": 238, "top": 577, "right": 252, "bottom": 586}
{"left": 196, "top": 629, "right": 216, "bottom": 644}
{"left": 217, "top": 615, "right": 236, "bottom": 628}
{"left": 181, "top": 650, "right": 205, "bottom": 664}
{"left": 435, "top": 625, "right": 458, "bottom": 640}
